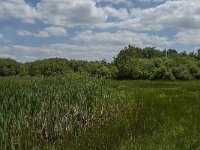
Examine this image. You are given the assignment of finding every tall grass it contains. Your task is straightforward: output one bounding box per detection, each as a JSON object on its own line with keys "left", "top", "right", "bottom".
{"left": 65, "top": 80, "right": 200, "bottom": 150}
{"left": 0, "top": 77, "right": 121, "bottom": 149}
{"left": 1, "top": 78, "right": 200, "bottom": 149}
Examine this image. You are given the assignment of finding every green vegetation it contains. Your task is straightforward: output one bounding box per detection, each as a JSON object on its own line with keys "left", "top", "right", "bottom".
{"left": 1, "top": 45, "right": 200, "bottom": 149}
{"left": 1, "top": 45, "right": 200, "bottom": 80}
{"left": 0, "top": 77, "right": 123, "bottom": 149}
{"left": 113, "top": 45, "right": 200, "bottom": 80}
{"left": 0, "top": 58, "right": 20, "bottom": 76}
{"left": 1, "top": 77, "right": 200, "bottom": 149}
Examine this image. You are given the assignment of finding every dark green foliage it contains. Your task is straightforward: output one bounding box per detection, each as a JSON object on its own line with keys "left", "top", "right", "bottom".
{"left": 0, "top": 58, "right": 20, "bottom": 76}
{"left": 114, "top": 45, "right": 200, "bottom": 80}
{"left": 172, "top": 67, "right": 191, "bottom": 80}
{"left": 116, "top": 58, "right": 155, "bottom": 80}
{"left": 150, "top": 67, "right": 175, "bottom": 80}
{"left": 1, "top": 45, "right": 200, "bottom": 80}
{"left": 25, "top": 58, "right": 70, "bottom": 77}
{"left": 68, "top": 60, "right": 117, "bottom": 79}
{"left": 189, "top": 65, "right": 200, "bottom": 79}
{"left": 166, "top": 49, "right": 178, "bottom": 57}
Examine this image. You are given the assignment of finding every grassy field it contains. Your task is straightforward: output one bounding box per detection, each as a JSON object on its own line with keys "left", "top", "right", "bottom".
{"left": 0, "top": 77, "right": 200, "bottom": 149}
{"left": 110, "top": 80, "right": 200, "bottom": 150}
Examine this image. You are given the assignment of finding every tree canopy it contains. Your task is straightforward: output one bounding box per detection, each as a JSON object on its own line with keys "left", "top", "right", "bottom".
{"left": 1, "top": 45, "right": 200, "bottom": 80}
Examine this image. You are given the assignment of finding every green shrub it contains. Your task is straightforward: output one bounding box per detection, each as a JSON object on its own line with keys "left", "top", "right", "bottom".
{"left": 173, "top": 66, "right": 193, "bottom": 80}
{"left": 0, "top": 58, "right": 20, "bottom": 76}
{"left": 150, "top": 67, "right": 175, "bottom": 80}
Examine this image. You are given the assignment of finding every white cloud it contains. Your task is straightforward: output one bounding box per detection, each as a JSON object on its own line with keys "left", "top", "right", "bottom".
{"left": 0, "top": 0, "right": 108, "bottom": 26}
{"left": 0, "top": 0, "right": 38, "bottom": 23}
{"left": 95, "top": 0, "right": 130, "bottom": 4}
{"left": 17, "top": 30, "right": 34, "bottom": 37}
{"left": 175, "top": 29, "right": 200, "bottom": 45}
{"left": 74, "top": 30, "right": 171, "bottom": 47}
{"left": 1, "top": 30, "right": 172, "bottom": 61}
{"left": 18, "top": 27, "right": 67, "bottom": 38}
{"left": 138, "top": 0, "right": 165, "bottom": 2}
{"left": 103, "top": 7, "right": 129, "bottom": 20}
{"left": 95, "top": 0, "right": 200, "bottom": 31}
{"left": 2, "top": 0, "right": 200, "bottom": 32}
{"left": 35, "top": 0, "right": 108, "bottom": 27}
{"left": 1, "top": 0, "right": 200, "bottom": 62}
{"left": 0, "top": 44, "right": 121, "bottom": 62}
{"left": 0, "top": 53, "right": 16, "bottom": 60}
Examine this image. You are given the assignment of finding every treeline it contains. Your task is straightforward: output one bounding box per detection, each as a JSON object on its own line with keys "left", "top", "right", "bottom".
{"left": 1, "top": 45, "right": 200, "bottom": 80}
{"left": 0, "top": 58, "right": 118, "bottom": 79}
{"left": 114, "top": 45, "right": 200, "bottom": 80}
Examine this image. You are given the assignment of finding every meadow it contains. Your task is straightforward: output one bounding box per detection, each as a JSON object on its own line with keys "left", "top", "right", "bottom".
{"left": 0, "top": 77, "right": 200, "bottom": 149}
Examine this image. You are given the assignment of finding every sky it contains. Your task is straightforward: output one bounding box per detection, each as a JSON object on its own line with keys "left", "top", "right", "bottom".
{"left": 0, "top": 0, "right": 200, "bottom": 62}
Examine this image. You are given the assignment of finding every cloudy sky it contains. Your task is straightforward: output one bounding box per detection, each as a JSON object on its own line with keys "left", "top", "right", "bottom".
{"left": 0, "top": 0, "right": 199, "bottom": 62}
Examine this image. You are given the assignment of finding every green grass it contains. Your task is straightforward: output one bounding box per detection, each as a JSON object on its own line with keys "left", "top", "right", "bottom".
{"left": 1, "top": 78, "right": 200, "bottom": 149}
{"left": 0, "top": 77, "right": 117, "bottom": 149}
{"left": 110, "top": 80, "right": 200, "bottom": 150}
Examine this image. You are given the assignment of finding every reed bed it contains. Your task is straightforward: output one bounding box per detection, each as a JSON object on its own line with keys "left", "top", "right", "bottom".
{"left": 0, "top": 77, "right": 121, "bottom": 149}
{"left": 1, "top": 78, "right": 200, "bottom": 149}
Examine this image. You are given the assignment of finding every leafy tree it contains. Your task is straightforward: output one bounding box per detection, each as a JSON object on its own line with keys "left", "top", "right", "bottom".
{"left": 150, "top": 67, "right": 175, "bottom": 80}
{"left": 0, "top": 58, "right": 20, "bottom": 76}
{"left": 113, "top": 45, "right": 142, "bottom": 67}
{"left": 25, "top": 58, "right": 69, "bottom": 77}
{"left": 167, "top": 49, "right": 178, "bottom": 57}
{"left": 142, "top": 47, "right": 164, "bottom": 58}
{"left": 173, "top": 66, "right": 193, "bottom": 80}
{"left": 1, "top": 45, "right": 200, "bottom": 80}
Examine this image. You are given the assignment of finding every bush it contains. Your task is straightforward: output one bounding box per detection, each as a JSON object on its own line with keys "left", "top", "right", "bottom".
{"left": 0, "top": 58, "right": 20, "bottom": 76}
{"left": 189, "top": 65, "right": 200, "bottom": 79}
{"left": 150, "top": 67, "right": 175, "bottom": 80}
{"left": 173, "top": 66, "right": 193, "bottom": 80}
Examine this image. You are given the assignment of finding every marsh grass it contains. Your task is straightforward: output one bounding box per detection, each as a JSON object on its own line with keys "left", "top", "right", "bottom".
{"left": 65, "top": 80, "right": 200, "bottom": 150}
{"left": 1, "top": 78, "right": 200, "bottom": 149}
{"left": 0, "top": 77, "right": 121, "bottom": 149}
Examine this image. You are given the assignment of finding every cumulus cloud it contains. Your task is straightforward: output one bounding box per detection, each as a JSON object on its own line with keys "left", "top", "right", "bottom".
{"left": 0, "top": 0, "right": 38, "bottom": 23}
{"left": 35, "top": 0, "right": 108, "bottom": 27}
{"left": 95, "top": 0, "right": 200, "bottom": 31}
{"left": 0, "top": 54, "right": 16, "bottom": 60}
{"left": 1, "top": 30, "right": 172, "bottom": 61}
{"left": 141, "top": 0, "right": 200, "bottom": 30}
{"left": 0, "top": 0, "right": 108, "bottom": 26}
{"left": 103, "top": 7, "right": 129, "bottom": 20}
{"left": 74, "top": 30, "right": 171, "bottom": 47}
{"left": 17, "top": 26, "right": 67, "bottom": 38}
{"left": 175, "top": 29, "right": 200, "bottom": 45}
{"left": 0, "top": 44, "right": 121, "bottom": 62}
{"left": 1, "top": 0, "right": 200, "bottom": 61}
{"left": 1, "top": 0, "right": 200, "bottom": 32}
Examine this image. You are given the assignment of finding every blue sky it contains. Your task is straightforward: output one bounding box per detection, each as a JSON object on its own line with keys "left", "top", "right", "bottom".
{"left": 0, "top": 0, "right": 199, "bottom": 62}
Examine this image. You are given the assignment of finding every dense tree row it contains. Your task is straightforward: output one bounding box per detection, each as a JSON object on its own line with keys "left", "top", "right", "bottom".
{"left": 113, "top": 45, "right": 200, "bottom": 80}
{"left": 1, "top": 45, "right": 200, "bottom": 80}
{"left": 0, "top": 58, "right": 117, "bottom": 79}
